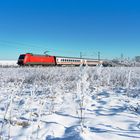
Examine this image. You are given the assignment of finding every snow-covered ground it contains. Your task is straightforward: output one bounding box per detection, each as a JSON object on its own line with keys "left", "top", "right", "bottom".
{"left": 0, "top": 60, "right": 17, "bottom": 66}
{"left": 0, "top": 66, "right": 140, "bottom": 140}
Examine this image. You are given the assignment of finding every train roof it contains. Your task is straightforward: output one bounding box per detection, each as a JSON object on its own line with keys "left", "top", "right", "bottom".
{"left": 55, "top": 56, "right": 104, "bottom": 61}
{"left": 26, "top": 53, "right": 52, "bottom": 57}
{"left": 25, "top": 53, "right": 104, "bottom": 61}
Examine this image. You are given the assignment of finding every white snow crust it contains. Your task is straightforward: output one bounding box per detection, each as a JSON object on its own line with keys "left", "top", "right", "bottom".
{"left": 0, "top": 66, "right": 140, "bottom": 140}
{"left": 0, "top": 60, "right": 17, "bottom": 66}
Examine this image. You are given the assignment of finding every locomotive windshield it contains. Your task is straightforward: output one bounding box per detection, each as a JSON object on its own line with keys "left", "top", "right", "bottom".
{"left": 19, "top": 55, "right": 25, "bottom": 59}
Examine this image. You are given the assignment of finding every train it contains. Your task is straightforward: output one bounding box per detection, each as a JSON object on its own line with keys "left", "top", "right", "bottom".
{"left": 17, "top": 53, "right": 105, "bottom": 66}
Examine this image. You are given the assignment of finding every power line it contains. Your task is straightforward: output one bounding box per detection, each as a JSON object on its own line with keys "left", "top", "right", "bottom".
{"left": 79, "top": 52, "right": 87, "bottom": 58}
{"left": 0, "top": 40, "right": 44, "bottom": 48}
{"left": 0, "top": 40, "right": 79, "bottom": 55}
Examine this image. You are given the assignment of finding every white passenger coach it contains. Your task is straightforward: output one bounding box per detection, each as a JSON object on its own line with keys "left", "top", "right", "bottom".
{"left": 56, "top": 56, "right": 103, "bottom": 66}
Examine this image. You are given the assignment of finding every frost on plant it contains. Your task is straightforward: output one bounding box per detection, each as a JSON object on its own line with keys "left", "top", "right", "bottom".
{"left": 0, "top": 67, "right": 140, "bottom": 140}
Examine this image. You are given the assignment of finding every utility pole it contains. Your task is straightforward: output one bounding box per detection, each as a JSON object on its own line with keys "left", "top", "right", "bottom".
{"left": 121, "top": 53, "right": 124, "bottom": 62}
{"left": 98, "top": 51, "right": 100, "bottom": 61}
{"left": 80, "top": 52, "right": 82, "bottom": 58}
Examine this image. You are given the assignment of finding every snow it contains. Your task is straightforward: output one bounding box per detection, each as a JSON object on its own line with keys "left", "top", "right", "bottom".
{"left": 0, "top": 60, "right": 17, "bottom": 66}
{"left": 0, "top": 66, "right": 140, "bottom": 140}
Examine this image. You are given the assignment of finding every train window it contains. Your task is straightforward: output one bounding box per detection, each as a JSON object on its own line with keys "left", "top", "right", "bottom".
{"left": 19, "top": 55, "right": 25, "bottom": 59}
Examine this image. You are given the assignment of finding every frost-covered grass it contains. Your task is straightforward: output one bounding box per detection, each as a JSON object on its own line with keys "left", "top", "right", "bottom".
{"left": 0, "top": 66, "right": 140, "bottom": 140}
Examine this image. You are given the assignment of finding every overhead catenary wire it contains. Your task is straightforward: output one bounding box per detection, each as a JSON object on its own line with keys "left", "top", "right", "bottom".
{"left": 0, "top": 40, "right": 103, "bottom": 59}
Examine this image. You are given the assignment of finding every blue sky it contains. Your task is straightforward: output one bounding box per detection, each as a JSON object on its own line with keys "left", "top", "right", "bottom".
{"left": 0, "top": 0, "right": 140, "bottom": 60}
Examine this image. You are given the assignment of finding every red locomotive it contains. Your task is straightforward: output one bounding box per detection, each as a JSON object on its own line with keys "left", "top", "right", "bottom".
{"left": 17, "top": 53, "right": 56, "bottom": 66}
{"left": 17, "top": 53, "right": 104, "bottom": 66}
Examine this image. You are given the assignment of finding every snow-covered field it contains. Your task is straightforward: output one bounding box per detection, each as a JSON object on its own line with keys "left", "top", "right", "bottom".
{"left": 0, "top": 60, "right": 17, "bottom": 67}
{"left": 0, "top": 66, "right": 140, "bottom": 140}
